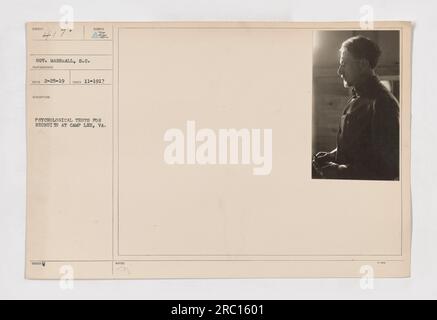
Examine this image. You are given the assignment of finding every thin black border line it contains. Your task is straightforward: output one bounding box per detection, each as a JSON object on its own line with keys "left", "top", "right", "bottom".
{"left": 31, "top": 259, "right": 404, "bottom": 263}
{"left": 115, "top": 26, "right": 405, "bottom": 260}
{"left": 29, "top": 54, "right": 112, "bottom": 56}
{"left": 115, "top": 254, "right": 404, "bottom": 257}
{"left": 119, "top": 27, "right": 404, "bottom": 30}
{"left": 30, "top": 69, "right": 113, "bottom": 71}
{"left": 112, "top": 25, "right": 115, "bottom": 275}
{"left": 400, "top": 28, "right": 404, "bottom": 256}
{"left": 32, "top": 39, "right": 113, "bottom": 42}
{"left": 117, "top": 27, "right": 120, "bottom": 257}
{"left": 29, "top": 84, "right": 112, "bottom": 86}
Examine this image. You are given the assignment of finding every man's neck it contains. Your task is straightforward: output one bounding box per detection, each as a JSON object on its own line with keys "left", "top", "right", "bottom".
{"left": 353, "top": 72, "right": 377, "bottom": 97}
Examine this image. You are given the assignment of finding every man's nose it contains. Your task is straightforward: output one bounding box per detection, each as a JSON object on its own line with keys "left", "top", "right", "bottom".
{"left": 337, "top": 65, "right": 343, "bottom": 76}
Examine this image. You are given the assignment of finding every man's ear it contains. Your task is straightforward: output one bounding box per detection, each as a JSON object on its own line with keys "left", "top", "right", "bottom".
{"left": 359, "top": 58, "right": 371, "bottom": 71}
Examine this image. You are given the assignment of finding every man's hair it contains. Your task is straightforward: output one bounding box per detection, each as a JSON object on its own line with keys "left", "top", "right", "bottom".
{"left": 340, "top": 36, "right": 382, "bottom": 69}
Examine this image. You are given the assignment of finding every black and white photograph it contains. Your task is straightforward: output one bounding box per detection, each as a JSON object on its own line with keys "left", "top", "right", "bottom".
{"left": 312, "top": 31, "right": 400, "bottom": 180}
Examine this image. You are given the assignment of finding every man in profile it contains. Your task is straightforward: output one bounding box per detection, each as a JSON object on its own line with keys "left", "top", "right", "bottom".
{"left": 313, "top": 36, "right": 400, "bottom": 180}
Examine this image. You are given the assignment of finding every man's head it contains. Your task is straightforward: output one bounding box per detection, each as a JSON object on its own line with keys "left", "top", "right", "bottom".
{"left": 337, "top": 36, "right": 381, "bottom": 88}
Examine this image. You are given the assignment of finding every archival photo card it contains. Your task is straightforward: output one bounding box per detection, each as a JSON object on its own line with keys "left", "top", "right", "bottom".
{"left": 26, "top": 22, "right": 412, "bottom": 279}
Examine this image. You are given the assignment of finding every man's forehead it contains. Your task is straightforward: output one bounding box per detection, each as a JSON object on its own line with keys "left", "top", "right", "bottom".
{"left": 340, "top": 49, "right": 353, "bottom": 61}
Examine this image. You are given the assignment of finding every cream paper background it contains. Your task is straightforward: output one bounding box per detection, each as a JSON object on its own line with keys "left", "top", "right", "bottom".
{"left": 25, "top": 22, "right": 411, "bottom": 279}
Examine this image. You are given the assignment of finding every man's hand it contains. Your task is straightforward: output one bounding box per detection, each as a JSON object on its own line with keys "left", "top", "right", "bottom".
{"left": 319, "top": 162, "right": 348, "bottom": 179}
{"left": 313, "top": 150, "right": 336, "bottom": 168}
